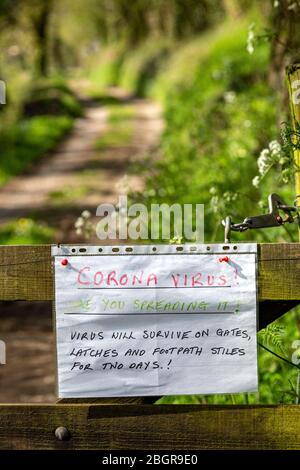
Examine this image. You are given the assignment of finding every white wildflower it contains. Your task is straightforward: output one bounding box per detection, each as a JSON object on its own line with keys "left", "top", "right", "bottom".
{"left": 254, "top": 139, "right": 284, "bottom": 186}
{"left": 82, "top": 210, "right": 91, "bottom": 219}
{"left": 75, "top": 217, "right": 84, "bottom": 228}
{"left": 246, "top": 23, "right": 255, "bottom": 55}
{"left": 274, "top": 0, "right": 280, "bottom": 7}
{"left": 210, "top": 195, "right": 219, "bottom": 214}
{"left": 257, "top": 148, "right": 272, "bottom": 175}
{"left": 74, "top": 213, "right": 95, "bottom": 239}
{"left": 252, "top": 176, "right": 260, "bottom": 188}
{"left": 247, "top": 42, "right": 254, "bottom": 55}
{"left": 224, "top": 91, "right": 236, "bottom": 104}
{"left": 279, "top": 156, "right": 289, "bottom": 165}
{"left": 288, "top": 2, "right": 298, "bottom": 11}
{"left": 269, "top": 140, "right": 281, "bottom": 157}
{"left": 281, "top": 168, "right": 290, "bottom": 183}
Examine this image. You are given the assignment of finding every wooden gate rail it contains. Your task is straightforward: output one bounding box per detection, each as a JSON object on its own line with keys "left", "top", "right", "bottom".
{"left": 0, "top": 243, "right": 299, "bottom": 450}
{"left": 0, "top": 243, "right": 299, "bottom": 325}
{"left": 0, "top": 243, "right": 299, "bottom": 301}
{"left": 0, "top": 404, "right": 299, "bottom": 450}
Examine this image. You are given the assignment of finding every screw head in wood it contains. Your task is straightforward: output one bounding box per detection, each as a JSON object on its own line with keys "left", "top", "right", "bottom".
{"left": 55, "top": 426, "right": 71, "bottom": 441}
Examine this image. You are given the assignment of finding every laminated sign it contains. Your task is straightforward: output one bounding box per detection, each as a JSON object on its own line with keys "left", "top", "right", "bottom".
{"left": 52, "top": 244, "right": 258, "bottom": 397}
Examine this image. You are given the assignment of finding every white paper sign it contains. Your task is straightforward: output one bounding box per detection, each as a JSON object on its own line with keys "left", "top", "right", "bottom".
{"left": 53, "top": 244, "right": 258, "bottom": 397}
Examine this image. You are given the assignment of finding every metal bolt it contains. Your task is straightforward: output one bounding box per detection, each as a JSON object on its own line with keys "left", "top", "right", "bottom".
{"left": 55, "top": 426, "right": 71, "bottom": 441}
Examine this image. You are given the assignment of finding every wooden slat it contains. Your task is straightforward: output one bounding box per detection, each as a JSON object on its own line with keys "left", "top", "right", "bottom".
{"left": 258, "top": 243, "right": 300, "bottom": 301}
{"left": 0, "top": 404, "right": 299, "bottom": 450}
{"left": 0, "top": 243, "right": 299, "bottom": 301}
{"left": 0, "top": 245, "right": 52, "bottom": 301}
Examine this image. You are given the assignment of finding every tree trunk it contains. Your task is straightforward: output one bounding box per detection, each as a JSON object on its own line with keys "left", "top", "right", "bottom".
{"left": 32, "top": 1, "right": 53, "bottom": 77}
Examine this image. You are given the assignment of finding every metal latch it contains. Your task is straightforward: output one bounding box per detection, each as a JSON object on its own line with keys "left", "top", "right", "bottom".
{"left": 222, "top": 193, "right": 298, "bottom": 243}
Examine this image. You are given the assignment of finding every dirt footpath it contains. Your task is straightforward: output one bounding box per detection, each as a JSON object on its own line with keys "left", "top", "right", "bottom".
{"left": 0, "top": 90, "right": 163, "bottom": 402}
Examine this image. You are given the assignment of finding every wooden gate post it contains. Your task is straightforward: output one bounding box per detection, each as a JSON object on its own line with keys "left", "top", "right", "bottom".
{"left": 286, "top": 64, "right": 300, "bottom": 237}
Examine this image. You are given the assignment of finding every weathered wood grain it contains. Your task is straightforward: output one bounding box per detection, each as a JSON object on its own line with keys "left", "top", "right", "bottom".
{"left": 0, "top": 243, "right": 299, "bottom": 303}
{"left": 258, "top": 243, "right": 300, "bottom": 301}
{"left": 0, "top": 404, "right": 299, "bottom": 450}
{"left": 0, "top": 245, "right": 52, "bottom": 301}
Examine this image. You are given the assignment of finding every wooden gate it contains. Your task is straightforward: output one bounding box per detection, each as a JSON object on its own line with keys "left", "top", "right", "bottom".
{"left": 0, "top": 243, "right": 299, "bottom": 450}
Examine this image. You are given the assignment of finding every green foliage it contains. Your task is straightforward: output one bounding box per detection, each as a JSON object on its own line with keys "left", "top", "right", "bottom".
{"left": 135, "top": 20, "right": 297, "bottom": 242}
{"left": 87, "top": 46, "right": 126, "bottom": 92}
{"left": 257, "top": 308, "right": 300, "bottom": 404}
{"left": 118, "top": 40, "right": 171, "bottom": 96}
{"left": 150, "top": 23, "right": 236, "bottom": 102}
{"left": 259, "top": 324, "right": 286, "bottom": 354}
{"left": 23, "top": 77, "right": 83, "bottom": 118}
{"left": 0, "top": 115, "right": 73, "bottom": 185}
{"left": 48, "top": 184, "right": 90, "bottom": 206}
{"left": 0, "top": 76, "right": 81, "bottom": 186}
{"left": 124, "top": 18, "right": 300, "bottom": 404}
{"left": 86, "top": 40, "right": 172, "bottom": 97}
{"left": 81, "top": 0, "right": 224, "bottom": 46}
{"left": 0, "top": 218, "right": 54, "bottom": 244}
